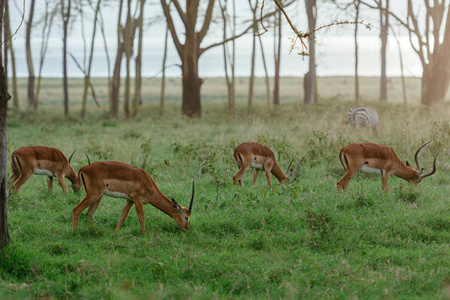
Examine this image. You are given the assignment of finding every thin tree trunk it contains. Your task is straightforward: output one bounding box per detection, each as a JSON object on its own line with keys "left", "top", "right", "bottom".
{"left": 62, "top": 0, "right": 71, "bottom": 116}
{"left": 379, "top": 0, "right": 389, "bottom": 102}
{"left": 110, "top": 0, "right": 124, "bottom": 120}
{"left": 35, "top": 1, "right": 55, "bottom": 111}
{"left": 80, "top": 0, "right": 101, "bottom": 118}
{"left": 133, "top": 0, "right": 145, "bottom": 118}
{"left": 247, "top": 0, "right": 257, "bottom": 115}
{"left": 354, "top": 0, "right": 360, "bottom": 104}
{"left": 273, "top": 8, "right": 281, "bottom": 106}
{"left": 221, "top": 0, "right": 235, "bottom": 117}
{"left": 258, "top": 34, "right": 270, "bottom": 107}
{"left": 304, "top": 0, "right": 317, "bottom": 105}
{"left": 25, "top": 0, "right": 36, "bottom": 109}
{"left": 123, "top": 0, "right": 133, "bottom": 121}
{"left": 160, "top": 21, "right": 169, "bottom": 111}
{"left": 6, "top": 0, "right": 18, "bottom": 110}
{"left": 0, "top": 0, "right": 10, "bottom": 249}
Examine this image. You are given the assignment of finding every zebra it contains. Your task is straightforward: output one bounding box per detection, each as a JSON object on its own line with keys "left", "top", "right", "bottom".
{"left": 347, "top": 105, "right": 380, "bottom": 137}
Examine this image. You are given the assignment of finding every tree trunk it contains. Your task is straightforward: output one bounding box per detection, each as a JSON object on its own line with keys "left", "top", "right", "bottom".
{"left": 354, "top": 0, "right": 360, "bottom": 104}
{"left": 258, "top": 34, "right": 270, "bottom": 107}
{"left": 421, "top": 64, "right": 450, "bottom": 105}
{"left": 181, "top": 57, "right": 202, "bottom": 117}
{"left": 160, "top": 21, "right": 169, "bottom": 112}
{"left": 123, "top": 0, "right": 133, "bottom": 121}
{"left": 5, "top": 0, "right": 18, "bottom": 110}
{"left": 379, "top": 0, "right": 389, "bottom": 102}
{"left": 304, "top": 0, "right": 317, "bottom": 105}
{"left": 0, "top": 0, "right": 10, "bottom": 249}
{"left": 110, "top": 0, "right": 124, "bottom": 120}
{"left": 62, "top": 0, "right": 71, "bottom": 116}
{"left": 80, "top": 0, "right": 101, "bottom": 119}
{"left": 247, "top": 0, "right": 257, "bottom": 115}
{"left": 273, "top": 8, "right": 281, "bottom": 106}
{"left": 133, "top": 0, "right": 145, "bottom": 118}
{"left": 25, "top": 0, "right": 36, "bottom": 109}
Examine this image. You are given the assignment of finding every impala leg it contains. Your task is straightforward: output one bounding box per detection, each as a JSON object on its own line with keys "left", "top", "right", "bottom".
{"left": 72, "top": 192, "right": 102, "bottom": 232}
{"left": 265, "top": 168, "right": 273, "bottom": 188}
{"left": 46, "top": 176, "right": 54, "bottom": 193}
{"left": 134, "top": 199, "right": 146, "bottom": 235}
{"left": 57, "top": 175, "right": 69, "bottom": 193}
{"left": 337, "top": 170, "right": 359, "bottom": 192}
{"left": 115, "top": 200, "right": 134, "bottom": 233}
{"left": 86, "top": 197, "right": 103, "bottom": 222}
{"left": 251, "top": 169, "right": 259, "bottom": 186}
{"left": 381, "top": 173, "right": 390, "bottom": 193}
{"left": 233, "top": 165, "right": 251, "bottom": 186}
{"left": 12, "top": 171, "right": 33, "bottom": 194}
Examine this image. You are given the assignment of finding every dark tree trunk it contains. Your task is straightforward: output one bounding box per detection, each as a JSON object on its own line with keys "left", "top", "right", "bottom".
{"left": 379, "top": 0, "right": 389, "bottom": 102}
{"left": 354, "top": 0, "right": 360, "bottom": 104}
{"left": 133, "top": 0, "right": 145, "bottom": 118}
{"left": 421, "top": 64, "right": 450, "bottom": 105}
{"left": 247, "top": 0, "right": 257, "bottom": 115}
{"left": 25, "top": 0, "right": 36, "bottom": 109}
{"left": 273, "top": 8, "right": 281, "bottom": 106}
{"left": 110, "top": 0, "right": 124, "bottom": 120}
{"left": 0, "top": 0, "right": 10, "bottom": 249}
{"left": 62, "top": 0, "right": 71, "bottom": 116}
{"left": 304, "top": 0, "right": 317, "bottom": 105}
{"left": 5, "top": 0, "right": 18, "bottom": 110}
{"left": 181, "top": 57, "right": 202, "bottom": 117}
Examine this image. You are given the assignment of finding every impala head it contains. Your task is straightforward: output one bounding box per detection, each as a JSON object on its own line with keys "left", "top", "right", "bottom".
{"left": 171, "top": 182, "right": 195, "bottom": 231}
{"left": 408, "top": 141, "right": 440, "bottom": 184}
{"left": 285, "top": 157, "right": 304, "bottom": 182}
{"left": 68, "top": 150, "right": 81, "bottom": 192}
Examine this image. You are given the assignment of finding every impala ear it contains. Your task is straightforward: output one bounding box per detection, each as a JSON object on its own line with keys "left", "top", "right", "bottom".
{"left": 405, "top": 161, "right": 410, "bottom": 167}
{"left": 171, "top": 198, "right": 182, "bottom": 212}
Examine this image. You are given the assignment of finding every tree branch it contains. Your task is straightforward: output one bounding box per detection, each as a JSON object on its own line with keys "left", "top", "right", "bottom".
{"left": 160, "top": 0, "right": 183, "bottom": 57}
{"left": 198, "top": 0, "right": 216, "bottom": 43}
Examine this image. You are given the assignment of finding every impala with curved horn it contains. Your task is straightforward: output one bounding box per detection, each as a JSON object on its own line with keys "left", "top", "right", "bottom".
{"left": 10, "top": 146, "right": 80, "bottom": 194}
{"left": 72, "top": 161, "right": 195, "bottom": 235}
{"left": 233, "top": 142, "right": 304, "bottom": 188}
{"left": 337, "top": 141, "right": 440, "bottom": 192}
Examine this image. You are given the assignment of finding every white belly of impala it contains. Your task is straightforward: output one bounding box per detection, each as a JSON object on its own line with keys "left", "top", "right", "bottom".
{"left": 251, "top": 163, "right": 264, "bottom": 170}
{"left": 34, "top": 169, "right": 54, "bottom": 177}
{"left": 104, "top": 188, "right": 132, "bottom": 200}
{"left": 361, "top": 165, "right": 384, "bottom": 175}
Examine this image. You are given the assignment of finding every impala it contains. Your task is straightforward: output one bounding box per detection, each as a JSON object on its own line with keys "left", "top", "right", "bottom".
{"left": 337, "top": 141, "right": 440, "bottom": 192}
{"left": 10, "top": 146, "right": 80, "bottom": 194}
{"left": 72, "top": 161, "right": 194, "bottom": 235}
{"left": 233, "top": 142, "right": 303, "bottom": 188}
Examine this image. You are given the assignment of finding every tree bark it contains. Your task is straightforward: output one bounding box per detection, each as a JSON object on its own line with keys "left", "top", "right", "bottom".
{"left": 0, "top": 0, "right": 10, "bottom": 249}
{"left": 304, "top": 0, "right": 317, "bottom": 105}
{"left": 123, "top": 0, "right": 133, "bottom": 121}
{"left": 25, "top": 0, "right": 36, "bottom": 109}
{"left": 110, "top": 0, "right": 124, "bottom": 120}
{"left": 354, "top": 0, "right": 360, "bottom": 104}
{"left": 80, "top": 0, "right": 101, "bottom": 119}
{"left": 258, "top": 34, "right": 270, "bottom": 107}
{"left": 62, "top": 0, "right": 71, "bottom": 116}
{"left": 273, "top": 8, "right": 281, "bottom": 106}
{"left": 160, "top": 21, "right": 169, "bottom": 112}
{"left": 133, "top": 0, "right": 145, "bottom": 118}
{"left": 247, "top": 0, "right": 257, "bottom": 115}
{"left": 379, "top": 0, "right": 389, "bottom": 102}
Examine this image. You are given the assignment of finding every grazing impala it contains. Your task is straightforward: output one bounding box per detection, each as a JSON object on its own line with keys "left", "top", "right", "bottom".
{"left": 337, "top": 141, "right": 440, "bottom": 192}
{"left": 10, "top": 146, "right": 80, "bottom": 194}
{"left": 72, "top": 161, "right": 195, "bottom": 235}
{"left": 233, "top": 142, "right": 303, "bottom": 188}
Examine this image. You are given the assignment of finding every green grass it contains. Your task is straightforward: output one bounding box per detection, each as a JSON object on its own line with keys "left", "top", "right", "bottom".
{"left": 1, "top": 77, "right": 450, "bottom": 298}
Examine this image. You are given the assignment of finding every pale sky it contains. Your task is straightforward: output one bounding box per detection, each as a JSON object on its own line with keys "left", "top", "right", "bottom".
{"left": 6, "top": 0, "right": 427, "bottom": 78}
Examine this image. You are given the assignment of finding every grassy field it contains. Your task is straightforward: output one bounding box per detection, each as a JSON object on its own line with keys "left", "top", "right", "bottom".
{"left": 1, "top": 77, "right": 449, "bottom": 298}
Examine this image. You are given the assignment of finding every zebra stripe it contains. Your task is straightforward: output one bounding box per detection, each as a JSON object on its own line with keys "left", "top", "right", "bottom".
{"left": 347, "top": 105, "right": 380, "bottom": 136}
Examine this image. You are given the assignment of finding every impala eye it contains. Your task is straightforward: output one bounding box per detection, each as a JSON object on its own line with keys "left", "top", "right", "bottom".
{"left": 185, "top": 216, "right": 189, "bottom": 221}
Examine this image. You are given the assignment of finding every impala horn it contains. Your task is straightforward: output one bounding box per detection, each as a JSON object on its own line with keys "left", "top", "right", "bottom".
{"left": 414, "top": 141, "right": 432, "bottom": 171}
{"left": 187, "top": 181, "right": 195, "bottom": 214}
{"left": 68, "top": 150, "right": 76, "bottom": 163}
{"left": 420, "top": 144, "right": 440, "bottom": 179}
{"left": 292, "top": 157, "right": 305, "bottom": 182}
{"left": 85, "top": 151, "right": 91, "bottom": 165}
{"left": 285, "top": 158, "right": 294, "bottom": 177}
